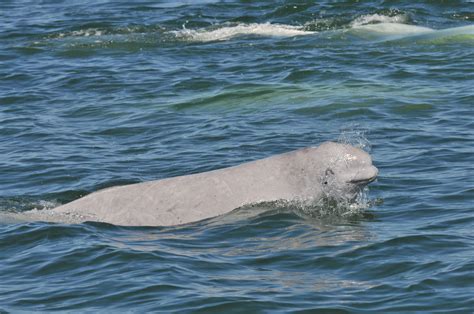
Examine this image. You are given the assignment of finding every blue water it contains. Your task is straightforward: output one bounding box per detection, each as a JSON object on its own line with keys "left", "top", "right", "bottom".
{"left": 1, "top": 1, "right": 473, "bottom": 312}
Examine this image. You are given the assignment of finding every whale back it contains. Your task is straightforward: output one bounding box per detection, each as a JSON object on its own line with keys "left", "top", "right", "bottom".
{"left": 48, "top": 142, "right": 377, "bottom": 226}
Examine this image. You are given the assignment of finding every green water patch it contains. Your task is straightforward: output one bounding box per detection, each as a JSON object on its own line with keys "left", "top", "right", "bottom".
{"left": 167, "top": 79, "right": 448, "bottom": 116}
{"left": 294, "top": 103, "right": 383, "bottom": 120}
{"left": 390, "top": 103, "right": 435, "bottom": 115}
{"left": 293, "top": 102, "right": 369, "bottom": 116}
{"left": 55, "top": 48, "right": 99, "bottom": 58}
{"left": 11, "top": 46, "right": 46, "bottom": 56}
{"left": 336, "top": 107, "right": 381, "bottom": 118}
{"left": 283, "top": 69, "right": 320, "bottom": 83}
{"left": 170, "top": 83, "right": 307, "bottom": 111}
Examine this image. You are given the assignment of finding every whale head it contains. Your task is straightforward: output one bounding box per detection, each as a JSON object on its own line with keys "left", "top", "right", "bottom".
{"left": 312, "top": 142, "right": 378, "bottom": 200}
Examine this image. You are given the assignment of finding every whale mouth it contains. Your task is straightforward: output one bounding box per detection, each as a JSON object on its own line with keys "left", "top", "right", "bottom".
{"left": 347, "top": 165, "right": 378, "bottom": 186}
{"left": 348, "top": 176, "right": 377, "bottom": 185}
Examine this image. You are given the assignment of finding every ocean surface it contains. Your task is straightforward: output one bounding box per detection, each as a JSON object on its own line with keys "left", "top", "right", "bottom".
{"left": 1, "top": 0, "right": 473, "bottom": 312}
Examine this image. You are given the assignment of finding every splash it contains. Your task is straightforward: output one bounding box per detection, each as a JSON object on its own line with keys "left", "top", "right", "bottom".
{"left": 0, "top": 198, "right": 62, "bottom": 224}
{"left": 243, "top": 179, "right": 374, "bottom": 220}
{"left": 0, "top": 208, "right": 92, "bottom": 225}
{"left": 298, "top": 193, "right": 371, "bottom": 218}
{"left": 337, "top": 125, "right": 372, "bottom": 152}
{"left": 244, "top": 191, "right": 372, "bottom": 221}
{"left": 0, "top": 198, "right": 60, "bottom": 213}
{"left": 171, "top": 22, "right": 315, "bottom": 42}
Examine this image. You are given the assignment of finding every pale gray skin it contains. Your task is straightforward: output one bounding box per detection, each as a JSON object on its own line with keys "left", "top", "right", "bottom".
{"left": 50, "top": 142, "right": 378, "bottom": 227}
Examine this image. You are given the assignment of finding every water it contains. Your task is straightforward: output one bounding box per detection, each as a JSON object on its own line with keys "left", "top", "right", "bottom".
{"left": 1, "top": 0, "right": 473, "bottom": 312}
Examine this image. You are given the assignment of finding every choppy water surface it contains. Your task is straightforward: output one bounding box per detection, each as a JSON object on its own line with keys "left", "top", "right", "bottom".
{"left": 1, "top": 0, "right": 473, "bottom": 312}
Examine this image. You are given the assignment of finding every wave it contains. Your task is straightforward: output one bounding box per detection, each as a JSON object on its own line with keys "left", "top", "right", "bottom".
{"left": 32, "top": 15, "right": 474, "bottom": 49}
{"left": 170, "top": 12, "right": 413, "bottom": 43}
{"left": 170, "top": 20, "right": 474, "bottom": 44}
{"left": 349, "top": 13, "right": 411, "bottom": 27}
{"left": 171, "top": 22, "right": 315, "bottom": 42}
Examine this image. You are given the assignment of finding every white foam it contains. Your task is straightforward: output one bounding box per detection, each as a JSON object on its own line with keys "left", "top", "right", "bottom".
{"left": 172, "top": 23, "right": 315, "bottom": 42}
{"left": 55, "top": 28, "right": 105, "bottom": 38}
{"left": 346, "top": 13, "right": 435, "bottom": 40}
{"left": 350, "top": 13, "right": 409, "bottom": 27}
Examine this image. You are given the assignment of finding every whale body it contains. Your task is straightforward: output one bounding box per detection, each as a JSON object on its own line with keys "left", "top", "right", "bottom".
{"left": 348, "top": 23, "right": 474, "bottom": 43}
{"left": 44, "top": 142, "right": 378, "bottom": 227}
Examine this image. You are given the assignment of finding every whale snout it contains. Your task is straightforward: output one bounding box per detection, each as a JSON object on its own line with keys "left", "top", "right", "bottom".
{"left": 348, "top": 165, "right": 378, "bottom": 186}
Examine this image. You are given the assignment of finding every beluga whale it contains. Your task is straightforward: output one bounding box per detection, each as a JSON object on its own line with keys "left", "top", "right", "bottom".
{"left": 39, "top": 142, "right": 378, "bottom": 226}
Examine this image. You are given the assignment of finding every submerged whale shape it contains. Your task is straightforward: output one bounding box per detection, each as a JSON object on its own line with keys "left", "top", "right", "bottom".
{"left": 348, "top": 23, "right": 474, "bottom": 43}
{"left": 47, "top": 142, "right": 378, "bottom": 226}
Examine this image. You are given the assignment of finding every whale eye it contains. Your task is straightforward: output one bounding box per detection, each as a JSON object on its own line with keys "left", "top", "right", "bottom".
{"left": 325, "top": 168, "right": 334, "bottom": 176}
